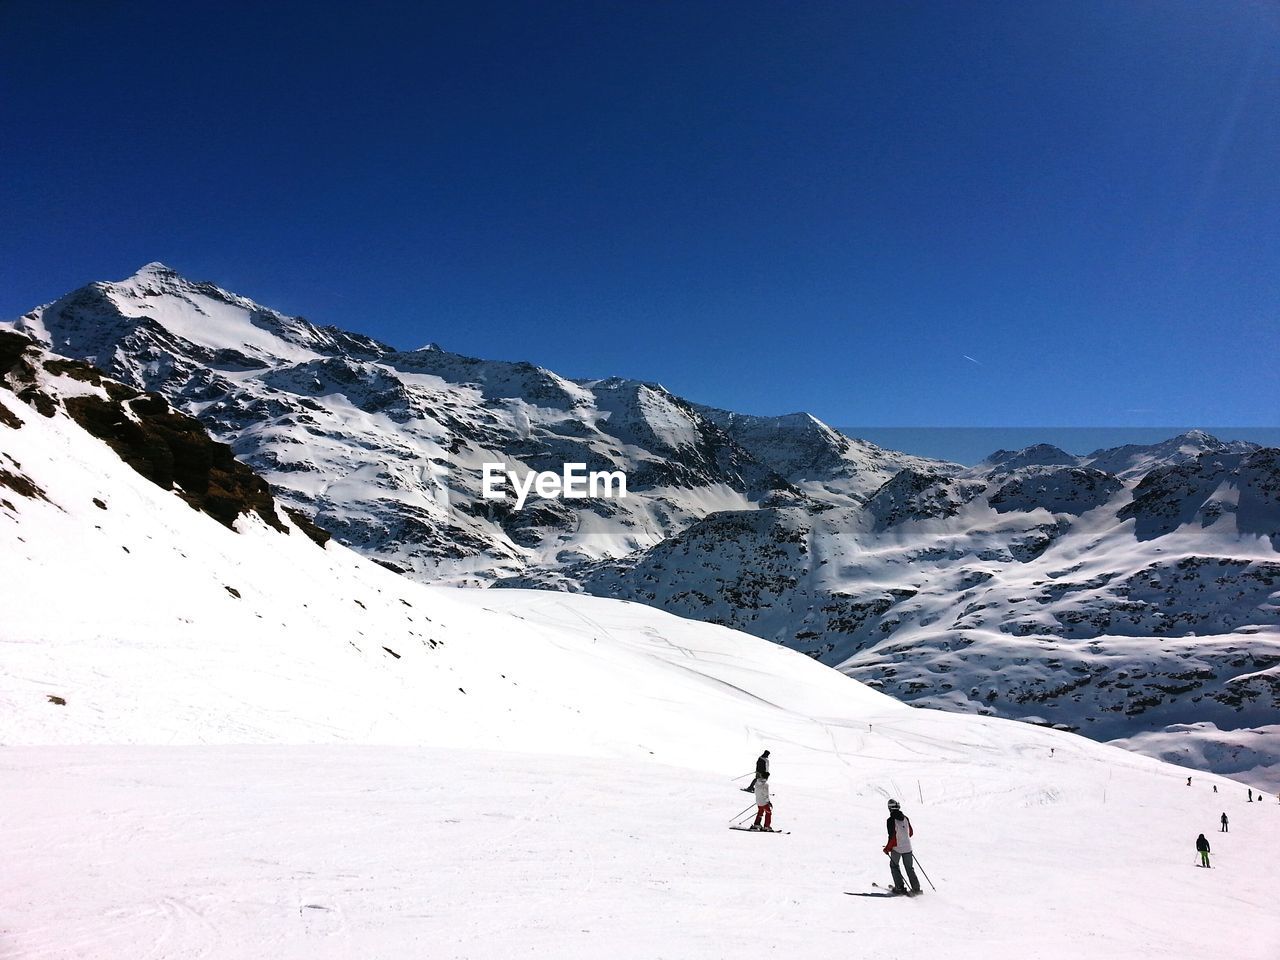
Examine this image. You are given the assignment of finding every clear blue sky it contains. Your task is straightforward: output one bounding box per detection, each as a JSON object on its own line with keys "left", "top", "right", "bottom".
{"left": 3, "top": 1, "right": 1278, "bottom": 428}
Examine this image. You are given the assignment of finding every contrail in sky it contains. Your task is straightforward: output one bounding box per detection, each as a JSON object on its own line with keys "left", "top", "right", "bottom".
{"left": 963, "top": 355, "right": 982, "bottom": 365}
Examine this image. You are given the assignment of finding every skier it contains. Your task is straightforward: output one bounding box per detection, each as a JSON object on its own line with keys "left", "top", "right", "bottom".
{"left": 1196, "top": 834, "right": 1211, "bottom": 868}
{"left": 1213, "top": 785, "right": 1218, "bottom": 793}
{"left": 743, "top": 749, "right": 771, "bottom": 792}
{"left": 1247, "top": 789, "right": 1253, "bottom": 802}
{"left": 1187, "top": 776, "right": 1192, "bottom": 786}
{"left": 882, "top": 799, "right": 922, "bottom": 895}
{"left": 749, "top": 771, "right": 773, "bottom": 831}
{"left": 1220, "top": 812, "right": 1229, "bottom": 833}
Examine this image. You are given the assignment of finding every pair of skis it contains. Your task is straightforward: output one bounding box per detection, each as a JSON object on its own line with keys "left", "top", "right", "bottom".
{"left": 845, "top": 883, "right": 923, "bottom": 898}
{"left": 728, "top": 827, "right": 924, "bottom": 897}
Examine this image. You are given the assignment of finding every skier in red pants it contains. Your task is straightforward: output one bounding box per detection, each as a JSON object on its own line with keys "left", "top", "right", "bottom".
{"left": 750, "top": 772, "right": 773, "bottom": 831}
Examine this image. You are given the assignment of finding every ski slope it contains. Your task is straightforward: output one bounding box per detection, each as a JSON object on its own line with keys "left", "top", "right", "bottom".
{"left": 1, "top": 367, "right": 1278, "bottom": 958}
{"left": 6, "top": 740, "right": 1276, "bottom": 960}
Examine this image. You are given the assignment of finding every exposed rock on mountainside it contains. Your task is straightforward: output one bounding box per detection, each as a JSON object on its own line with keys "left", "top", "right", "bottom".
{"left": 1120, "top": 448, "right": 1280, "bottom": 545}
{"left": 0, "top": 330, "right": 287, "bottom": 533}
{"left": 865, "top": 469, "right": 985, "bottom": 528}
{"left": 989, "top": 467, "right": 1124, "bottom": 516}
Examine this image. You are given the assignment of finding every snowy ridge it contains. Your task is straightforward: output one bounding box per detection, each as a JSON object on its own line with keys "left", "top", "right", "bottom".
{"left": 1, "top": 334, "right": 1277, "bottom": 959}
{"left": 10, "top": 265, "right": 855, "bottom": 583}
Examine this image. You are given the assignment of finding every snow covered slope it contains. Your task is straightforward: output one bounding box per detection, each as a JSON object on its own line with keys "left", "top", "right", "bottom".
{"left": 2, "top": 332, "right": 1278, "bottom": 960}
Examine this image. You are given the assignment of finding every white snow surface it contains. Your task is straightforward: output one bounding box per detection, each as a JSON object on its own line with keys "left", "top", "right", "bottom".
{"left": 2, "top": 356, "right": 1279, "bottom": 958}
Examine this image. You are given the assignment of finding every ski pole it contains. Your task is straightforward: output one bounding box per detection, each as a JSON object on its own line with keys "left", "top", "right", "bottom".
{"left": 732, "top": 770, "right": 755, "bottom": 781}
{"left": 730, "top": 802, "right": 756, "bottom": 823}
{"left": 912, "top": 855, "right": 937, "bottom": 892}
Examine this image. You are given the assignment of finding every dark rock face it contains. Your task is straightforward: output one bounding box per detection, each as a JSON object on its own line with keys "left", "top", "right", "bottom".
{"left": 1237, "top": 449, "right": 1280, "bottom": 549}
{"left": 61, "top": 389, "right": 287, "bottom": 533}
{"left": 990, "top": 467, "right": 1124, "bottom": 516}
{"left": 0, "top": 454, "right": 49, "bottom": 505}
{"left": 0, "top": 331, "right": 296, "bottom": 535}
{"left": 1119, "top": 449, "right": 1280, "bottom": 543}
{"left": 283, "top": 507, "right": 332, "bottom": 547}
{"left": 865, "top": 469, "right": 984, "bottom": 528}
{"left": 0, "top": 331, "right": 31, "bottom": 373}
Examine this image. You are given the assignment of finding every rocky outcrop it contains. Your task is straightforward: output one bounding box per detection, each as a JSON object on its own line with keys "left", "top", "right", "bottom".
{"left": 0, "top": 330, "right": 290, "bottom": 535}
{"left": 865, "top": 469, "right": 985, "bottom": 528}
{"left": 1118, "top": 449, "right": 1280, "bottom": 541}
{"left": 989, "top": 467, "right": 1123, "bottom": 516}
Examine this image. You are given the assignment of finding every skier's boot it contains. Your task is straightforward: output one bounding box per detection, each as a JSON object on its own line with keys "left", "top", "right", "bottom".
{"left": 748, "top": 823, "right": 761, "bottom": 831}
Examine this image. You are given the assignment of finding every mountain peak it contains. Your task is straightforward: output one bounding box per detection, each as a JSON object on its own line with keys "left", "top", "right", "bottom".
{"left": 132, "top": 261, "right": 178, "bottom": 278}
{"left": 982, "top": 443, "right": 1079, "bottom": 472}
{"left": 1173, "top": 429, "right": 1218, "bottom": 446}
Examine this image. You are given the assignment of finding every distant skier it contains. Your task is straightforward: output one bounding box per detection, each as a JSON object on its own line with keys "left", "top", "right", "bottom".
{"left": 1196, "top": 834, "right": 1211, "bottom": 868}
{"left": 1247, "top": 789, "right": 1253, "bottom": 802}
{"left": 1187, "top": 777, "right": 1192, "bottom": 786}
{"left": 1220, "top": 812, "right": 1229, "bottom": 833}
{"left": 1213, "top": 785, "right": 1218, "bottom": 793}
{"left": 743, "top": 749, "right": 771, "bottom": 792}
{"left": 882, "top": 799, "right": 922, "bottom": 895}
{"left": 749, "top": 772, "right": 773, "bottom": 831}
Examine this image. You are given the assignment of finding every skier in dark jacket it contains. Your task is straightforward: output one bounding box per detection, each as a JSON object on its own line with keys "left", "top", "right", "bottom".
{"left": 1220, "top": 812, "right": 1229, "bottom": 832}
{"left": 883, "top": 799, "right": 922, "bottom": 895}
{"left": 743, "top": 750, "right": 770, "bottom": 792}
{"left": 1196, "top": 834, "right": 1211, "bottom": 868}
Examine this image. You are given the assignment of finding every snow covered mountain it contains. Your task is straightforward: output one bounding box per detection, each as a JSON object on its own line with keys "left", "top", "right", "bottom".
{"left": 15, "top": 263, "right": 933, "bottom": 583}
{"left": 1, "top": 328, "right": 1276, "bottom": 960}
{"left": 6, "top": 265, "right": 1278, "bottom": 788}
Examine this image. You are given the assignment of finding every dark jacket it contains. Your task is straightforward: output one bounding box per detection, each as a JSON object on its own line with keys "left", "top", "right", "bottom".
{"left": 1196, "top": 835, "right": 1210, "bottom": 853}
{"left": 755, "top": 753, "right": 769, "bottom": 777}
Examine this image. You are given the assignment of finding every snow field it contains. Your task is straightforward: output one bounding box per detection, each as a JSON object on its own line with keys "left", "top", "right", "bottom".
{"left": 3, "top": 742, "right": 1277, "bottom": 960}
